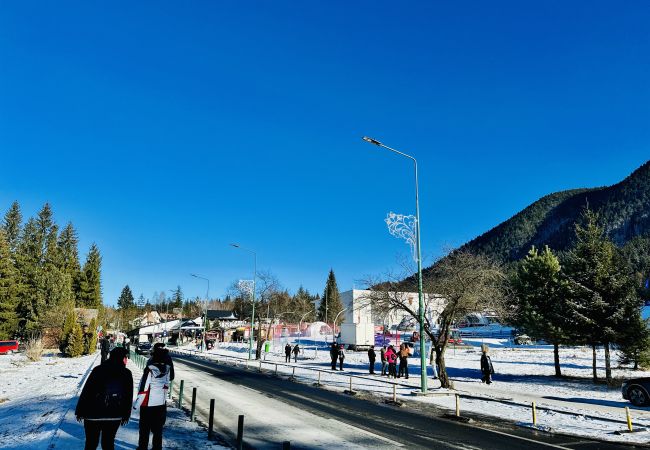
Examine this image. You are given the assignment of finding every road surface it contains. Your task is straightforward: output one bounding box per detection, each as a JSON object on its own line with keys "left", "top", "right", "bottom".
{"left": 171, "top": 354, "right": 638, "bottom": 449}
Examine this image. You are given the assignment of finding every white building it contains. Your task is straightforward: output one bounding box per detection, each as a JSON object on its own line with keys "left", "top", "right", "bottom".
{"left": 338, "top": 289, "right": 445, "bottom": 349}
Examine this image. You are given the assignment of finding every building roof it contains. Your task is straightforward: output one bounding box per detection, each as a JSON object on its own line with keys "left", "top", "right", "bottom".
{"left": 206, "top": 310, "right": 238, "bottom": 320}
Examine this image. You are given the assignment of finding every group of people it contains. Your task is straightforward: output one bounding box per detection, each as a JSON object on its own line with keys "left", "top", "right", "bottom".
{"left": 370, "top": 344, "right": 410, "bottom": 378}
{"left": 284, "top": 343, "right": 301, "bottom": 362}
{"left": 75, "top": 341, "right": 175, "bottom": 450}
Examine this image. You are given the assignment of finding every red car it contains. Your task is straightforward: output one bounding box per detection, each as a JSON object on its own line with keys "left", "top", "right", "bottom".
{"left": 0, "top": 340, "right": 19, "bottom": 355}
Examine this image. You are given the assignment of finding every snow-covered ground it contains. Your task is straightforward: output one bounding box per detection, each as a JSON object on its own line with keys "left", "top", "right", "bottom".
{"left": 174, "top": 338, "right": 650, "bottom": 445}
{"left": 0, "top": 352, "right": 228, "bottom": 450}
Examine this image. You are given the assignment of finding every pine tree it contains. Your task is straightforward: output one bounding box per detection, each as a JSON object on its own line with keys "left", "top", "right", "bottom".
{"left": 79, "top": 244, "right": 102, "bottom": 308}
{"left": 59, "top": 309, "right": 77, "bottom": 354}
{"left": 512, "top": 246, "right": 571, "bottom": 376}
{"left": 317, "top": 270, "right": 343, "bottom": 324}
{"left": 57, "top": 223, "right": 83, "bottom": 305}
{"left": 2, "top": 201, "right": 22, "bottom": 256}
{"left": 117, "top": 285, "right": 135, "bottom": 310}
{"left": 0, "top": 229, "right": 19, "bottom": 339}
{"left": 84, "top": 317, "right": 98, "bottom": 355}
{"left": 65, "top": 320, "right": 84, "bottom": 357}
{"left": 564, "top": 209, "right": 641, "bottom": 384}
{"left": 618, "top": 315, "right": 650, "bottom": 370}
{"left": 15, "top": 218, "right": 43, "bottom": 333}
{"left": 170, "top": 286, "right": 183, "bottom": 309}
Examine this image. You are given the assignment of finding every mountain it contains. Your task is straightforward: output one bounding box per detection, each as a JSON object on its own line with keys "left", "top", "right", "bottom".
{"left": 457, "top": 160, "right": 650, "bottom": 263}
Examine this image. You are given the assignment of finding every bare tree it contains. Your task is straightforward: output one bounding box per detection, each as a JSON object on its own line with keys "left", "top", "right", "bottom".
{"left": 361, "top": 250, "right": 509, "bottom": 389}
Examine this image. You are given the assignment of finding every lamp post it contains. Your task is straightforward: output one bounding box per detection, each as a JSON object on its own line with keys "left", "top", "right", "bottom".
{"left": 297, "top": 310, "right": 314, "bottom": 347}
{"left": 191, "top": 274, "right": 210, "bottom": 353}
{"left": 231, "top": 243, "right": 257, "bottom": 360}
{"left": 362, "top": 136, "right": 428, "bottom": 394}
{"left": 332, "top": 308, "right": 347, "bottom": 343}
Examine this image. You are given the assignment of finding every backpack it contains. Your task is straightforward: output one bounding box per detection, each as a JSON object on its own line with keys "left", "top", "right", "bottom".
{"left": 102, "top": 377, "right": 124, "bottom": 411}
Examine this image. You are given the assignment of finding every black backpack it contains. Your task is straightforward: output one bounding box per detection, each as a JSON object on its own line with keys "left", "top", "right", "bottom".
{"left": 102, "top": 377, "right": 124, "bottom": 411}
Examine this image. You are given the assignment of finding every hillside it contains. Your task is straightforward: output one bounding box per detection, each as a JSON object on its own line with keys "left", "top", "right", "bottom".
{"left": 458, "top": 160, "right": 650, "bottom": 263}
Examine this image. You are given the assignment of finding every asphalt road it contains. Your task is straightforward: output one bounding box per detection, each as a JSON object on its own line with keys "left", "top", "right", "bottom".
{"left": 172, "top": 353, "right": 642, "bottom": 450}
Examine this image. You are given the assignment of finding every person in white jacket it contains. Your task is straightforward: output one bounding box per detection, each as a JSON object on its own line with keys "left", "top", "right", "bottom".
{"left": 133, "top": 346, "right": 171, "bottom": 450}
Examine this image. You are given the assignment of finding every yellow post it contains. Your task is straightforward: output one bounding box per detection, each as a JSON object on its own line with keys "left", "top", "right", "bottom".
{"left": 626, "top": 407, "right": 633, "bottom": 432}
{"left": 532, "top": 401, "right": 537, "bottom": 426}
{"left": 318, "top": 371, "right": 321, "bottom": 385}
{"left": 259, "top": 360, "right": 262, "bottom": 372}
{"left": 393, "top": 384, "right": 397, "bottom": 403}
{"left": 349, "top": 376, "right": 353, "bottom": 392}
{"left": 455, "top": 394, "right": 460, "bottom": 417}
{"left": 275, "top": 364, "right": 278, "bottom": 376}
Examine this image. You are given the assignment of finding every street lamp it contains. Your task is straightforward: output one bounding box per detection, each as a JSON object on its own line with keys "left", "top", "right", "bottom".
{"left": 231, "top": 243, "right": 257, "bottom": 360}
{"left": 191, "top": 274, "right": 210, "bottom": 352}
{"left": 332, "top": 307, "right": 347, "bottom": 343}
{"left": 362, "top": 136, "right": 428, "bottom": 394}
{"left": 297, "top": 310, "right": 314, "bottom": 348}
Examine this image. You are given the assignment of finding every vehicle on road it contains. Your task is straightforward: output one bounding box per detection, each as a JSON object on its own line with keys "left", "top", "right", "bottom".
{"left": 0, "top": 340, "right": 19, "bottom": 355}
{"left": 514, "top": 334, "right": 532, "bottom": 345}
{"left": 622, "top": 378, "right": 650, "bottom": 406}
{"left": 135, "top": 342, "right": 152, "bottom": 355}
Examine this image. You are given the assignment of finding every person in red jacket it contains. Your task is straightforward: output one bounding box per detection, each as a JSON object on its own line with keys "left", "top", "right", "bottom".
{"left": 75, "top": 347, "right": 133, "bottom": 450}
{"left": 385, "top": 345, "right": 398, "bottom": 378}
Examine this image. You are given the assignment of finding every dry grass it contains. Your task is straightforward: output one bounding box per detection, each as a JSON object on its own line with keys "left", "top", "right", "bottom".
{"left": 25, "top": 336, "right": 44, "bottom": 362}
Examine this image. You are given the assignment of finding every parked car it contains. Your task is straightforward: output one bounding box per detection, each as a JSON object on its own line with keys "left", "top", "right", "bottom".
{"left": 0, "top": 340, "right": 19, "bottom": 355}
{"left": 622, "top": 378, "right": 650, "bottom": 406}
{"left": 514, "top": 334, "right": 532, "bottom": 345}
{"left": 135, "top": 342, "right": 152, "bottom": 355}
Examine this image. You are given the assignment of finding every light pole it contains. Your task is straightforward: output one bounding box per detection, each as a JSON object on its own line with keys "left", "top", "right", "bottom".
{"left": 231, "top": 243, "right": 257, "bottom": 360}
{"left": 362, "top": 136, "right": 428, "bottom": 394}
{"left": 297, "top": 310, "right": 314, "bottom": 348}
{"left": 191, "top": 274, "right": 209, "bottom": 352}
{"left": 332, "top": 308, "right": 347, "bottom": 343}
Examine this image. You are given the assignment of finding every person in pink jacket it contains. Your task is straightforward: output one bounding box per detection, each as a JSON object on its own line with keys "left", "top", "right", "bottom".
{"left": 385, "top": 345, "right": 398, "bottom": 378}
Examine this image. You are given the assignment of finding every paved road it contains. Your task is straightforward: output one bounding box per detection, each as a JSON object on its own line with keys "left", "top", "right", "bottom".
{"left": 172, "top": 354, "right": 639, "bottom": 450}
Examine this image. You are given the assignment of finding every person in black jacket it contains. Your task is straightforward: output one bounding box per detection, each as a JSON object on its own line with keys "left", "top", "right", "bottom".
{"left": 284, "top": 343, "right": 291, "bottom": 363}
{"left": 100, "top": 336, "right": 110, "bottom": 363}
{"left": 147, "top": 343, "right": 175, "bottom": 381}
{"left": 329, "top": 343, "right": 338, "bottom": 370}
{"left": 75, "top": 347, "right": 133, "bottom": 450}
{"left": 480, "top": 348, "right": 494, "bottom": 384}
{"left": 367, "top": 346, "right": 376, "bottom": 374}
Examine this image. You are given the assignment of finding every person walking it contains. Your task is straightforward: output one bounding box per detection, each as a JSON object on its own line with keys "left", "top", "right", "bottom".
{"left": 147, "top": 343, "right": 175, "bottom": 381}
{"left": 330, "top": 343, "right": 338, "bottom": 370}
{"left": 75, "top": 347, "right": 133, "bottom": 450}
{"left": 480, "top": 348, "right": 494, "bottom": 384}
{"left": 398, "top": 344, "right": 409, "bottom": 379}
{"left": 134, "top": 345, "right": 173, "bottom": 450}
{"left": 292, "top": 344, "right": 300, "bottom": 363}
{"left": 338, "top": 344, "right": 345, "bottom": 371}
{"left": 367, "top": 345, "right": 376, "bottom": 374}
{"left": 100, "top": 336, "right": 110, "bottom": 363}
{"left": 284, "top": 343, "right": 291, "bottom": 363}
{"left": 380, "top": 346, "right": 387, "bottom": 376}
{"left": 123, "top": 339, "right": 131, "bottom": 358}
{"left": 386, "top": 345, "right": 398, "bottom": 378}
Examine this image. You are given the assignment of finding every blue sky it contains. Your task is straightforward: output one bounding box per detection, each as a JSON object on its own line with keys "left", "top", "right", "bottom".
{"left": 1, "top": 2, "right": 648, "bottom": 306}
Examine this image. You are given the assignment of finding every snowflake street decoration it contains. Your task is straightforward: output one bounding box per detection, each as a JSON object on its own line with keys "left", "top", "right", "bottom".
{"left": 385, "top": 211, "right": 418, "bottom": 262}
{"left": 238, "top": 279, "right": 255, "bottom": 299}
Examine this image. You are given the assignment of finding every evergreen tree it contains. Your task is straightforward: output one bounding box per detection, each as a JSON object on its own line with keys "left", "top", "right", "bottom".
{"left": 117, "top": 285, "right": 135, "bottom": 310}
{"left": 291, "top": 286, "right": 316, "bottom": 322}
{"left": 57, "top": 223, "right": 83, "bottom": 304}
{"left": 512, "top": 246, "right": 571, "bottom": 377}
{"left": 2, "top": 201, "right": 22, "bottom": 256}
{"left": 15, "top": 218, "right": 44, "bottom": 332}
{"left": 317, "top": 270, "right": 343, "bottom": 324}
{"left": 79, "top": 244, "right": 102, "bottom": 308}
{"left": 65, "top": 320, "right": 84, "bottom": 357}
{"left": 564, "top": 209, "right": 641, "bottom": 384}
{"left": 0, "top": 229, "right": 19, "bottom": 339}
{"left": 618, "top": 315, "right": 650, "bottom": 370}
{"left": 59, "top": 309, "right": 77, "bottom": 354}
{"left": 169, "top": 286, "right": 183, "bottom": 309}
{"left": 84, "top": 317, "right": 98, "bottom": 355}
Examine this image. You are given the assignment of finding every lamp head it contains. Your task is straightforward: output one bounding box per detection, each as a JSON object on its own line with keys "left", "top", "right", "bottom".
{"left": 230, "top": 243, "right": 240, "bottom": 248}
{"left": 362, "top": 136, "right": 382, "bottom": 146}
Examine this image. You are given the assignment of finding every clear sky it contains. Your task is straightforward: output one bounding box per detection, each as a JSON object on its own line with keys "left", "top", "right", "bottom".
{"left": 1, "top": 1, "right": 648, "bottom": 306}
